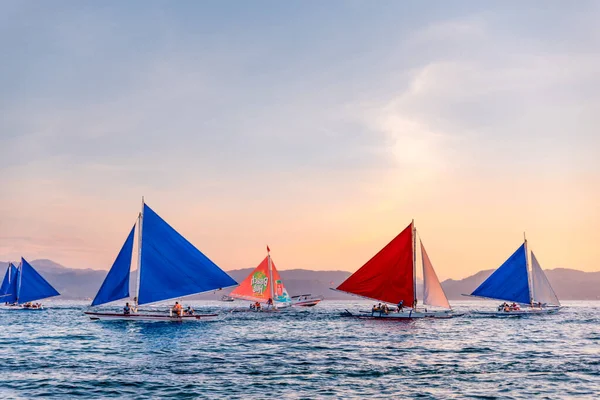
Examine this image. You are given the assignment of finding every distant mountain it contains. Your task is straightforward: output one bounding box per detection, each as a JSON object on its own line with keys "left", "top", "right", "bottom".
{"left": 1, "top": 260, "right": 598, "bottom": 301}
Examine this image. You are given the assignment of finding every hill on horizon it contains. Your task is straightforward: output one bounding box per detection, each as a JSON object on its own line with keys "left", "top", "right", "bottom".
{"left": 1, "top": 259, "right": 598, "bottom": 301}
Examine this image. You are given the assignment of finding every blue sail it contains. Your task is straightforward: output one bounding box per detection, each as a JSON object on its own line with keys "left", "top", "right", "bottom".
{"left": 17, "top": 258, "right": 60, "bottom": 303}
{"left": 91, "top": 225, "right": 135, "bottom": 306}
{"left": 138, "top": 204, "right": 237, "bottom": 305}
{"left": 471, "top": 243, "right": 531, "bottom": 304}
{"left": 0, "top": 263, "right": 18, "bottom": 303}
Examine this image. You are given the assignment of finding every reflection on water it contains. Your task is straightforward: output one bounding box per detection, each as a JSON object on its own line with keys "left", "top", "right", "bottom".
{"left": 0, "top": 300, "right": 598, "bottom": 399}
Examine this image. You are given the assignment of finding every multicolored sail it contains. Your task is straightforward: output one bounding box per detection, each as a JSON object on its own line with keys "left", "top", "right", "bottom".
{"left": 336, "top": 222, "right": 415, "bottom": 306}
{"left": 531, "top": 252, "right": 560, "bottom": 306}
{"left": 230, "top": 255, "right": 291, "bottom": 305}
{"left": 470, "top": 243, "right": 531, "bottom": 304}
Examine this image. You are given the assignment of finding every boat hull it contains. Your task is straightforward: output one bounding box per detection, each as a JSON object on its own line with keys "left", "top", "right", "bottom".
{"left": 472, "top": 307, "right": 561, "bottom": 317}
{"left": 342, "top": 309, "right": 463, "bottom": 319}
{"left": 292, "top": 299, "right": 322, "bottom": 307}
{"left": 84, "top": 312, "right": 219, "bottom": 322}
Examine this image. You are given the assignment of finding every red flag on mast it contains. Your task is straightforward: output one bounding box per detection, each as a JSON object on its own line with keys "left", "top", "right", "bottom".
{"left": 267, "top": 245, "right": 270, "bottom": 253}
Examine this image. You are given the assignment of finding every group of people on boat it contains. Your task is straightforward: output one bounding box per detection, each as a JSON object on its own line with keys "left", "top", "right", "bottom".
{"left": 22, "top": 302, "right": 42, "bottom": 309}
{"left": 498, "top": 302, "right": 521, "bottom": 312}
{"left": 372, "top": 303, "right": 389, "bottom": 315}
{"left": 171, "top": 302, "right": 195, "bottom": 316}
{"left": 3, "top": 301, "right": 42, "bottom": 309}
{"left": 249, "top": 298, "right": 274, "bottom": 311}
{"left": 121, "top": 301, "right": 195, "bottom": 317}
{"left": 371, "top": 299, "right": 419, "bottom": 316}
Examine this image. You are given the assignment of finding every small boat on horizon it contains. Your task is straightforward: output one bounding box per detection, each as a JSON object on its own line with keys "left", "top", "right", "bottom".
{"left": 220, "top": 294, "right": 235, "bottom": 302}
{"left": 84, "top": 198, "right": 238, "bottom": 322}
{"left": 0, "top": 258, "right": 60, "bottom": 310}
{"left": 229, "top": 246, "right": 292, "bottom": 311}
{"left": 291, "top": 294, "right": 323, "bottom": 307}
{"left": 466, "top": 235, "right": 561, "bottom": 316}
{"left": 333, "top": 220, "right": 462, "bottom": 319}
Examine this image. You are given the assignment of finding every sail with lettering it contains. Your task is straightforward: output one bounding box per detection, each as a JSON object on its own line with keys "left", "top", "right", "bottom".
{"left": 530, "top": 252, "right": 560, "bottom": 306}
{"left": 230, "top": 250, "right": 291, "bottom": 307}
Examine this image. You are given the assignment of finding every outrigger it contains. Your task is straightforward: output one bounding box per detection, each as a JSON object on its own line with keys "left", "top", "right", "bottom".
{"left": 465, "top": 234, "right": 561, "bottom": 316}
{"left": 84, "top": 198, "right": 237, "bottom": 322}
{"left": 333, "top": 220, "right": 463, "bottom": 319}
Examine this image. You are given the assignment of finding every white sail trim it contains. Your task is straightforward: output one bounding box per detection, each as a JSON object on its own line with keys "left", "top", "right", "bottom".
{"left": 421, "top": 242, "right": 451, "bottom": 309}
{"left": 530, "top": 252, "right": 560, "bottom": 306}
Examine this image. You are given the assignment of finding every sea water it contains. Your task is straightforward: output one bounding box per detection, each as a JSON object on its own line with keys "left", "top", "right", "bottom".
{"left": 0, "top": 300, "right": 598, "bottom": 399}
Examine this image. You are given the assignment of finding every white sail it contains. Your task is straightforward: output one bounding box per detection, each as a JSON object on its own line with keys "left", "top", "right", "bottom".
{"left": 530, "top": 252, "right": 560, "bottom": 306}
{"left": 421, "top": 242, "right": 451, "bottom": 309}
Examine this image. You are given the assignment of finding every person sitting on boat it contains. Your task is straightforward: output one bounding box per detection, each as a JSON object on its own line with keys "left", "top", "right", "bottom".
{"left": 397, "top": 300, "right": 404, "bottom": 312}
{"left": 254, "top": 301, "right": 262, "bottom": 311}
{"left": 503, "top": 304, "right": 510, "bottom": 312}
{"left": 185, "top": 305, "right": 195, "bottom": 315}
{"left": 511, "top": 303, "right": 520, "bottom": 311}
{"left": 172, "top": 302, "right": 182, "bottom": 317}
{"left": 123, "top": 302, "right": 131, "bottom": 315}
{"left": 382, "top": 304, "right": 390, "bottom": 315}
{"left": 266, "top": 298, "right": 273, "bottom": 309}
{"left": 371, "top": 305, "right": 377, "bottom": 316}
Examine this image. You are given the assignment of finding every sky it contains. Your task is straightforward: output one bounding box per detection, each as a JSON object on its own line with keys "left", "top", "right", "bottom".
{"left": 0, "top": 1, "right": 598, "bottom": 280}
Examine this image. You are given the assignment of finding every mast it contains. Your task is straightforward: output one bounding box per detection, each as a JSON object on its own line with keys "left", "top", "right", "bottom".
{"left": 524, "top": 232, "right": 533, "bottom": 306}
{"left": 412, "top": 219, "right": 417, "bottom": 309}
{"left": 267, "top": 246, "right": 275, "bottom": 309}
{"left": 134, "top": 196, "right": 144, "bottom": 310}
{"left": 17, "top": 260, "right": 22, "bottom": 304}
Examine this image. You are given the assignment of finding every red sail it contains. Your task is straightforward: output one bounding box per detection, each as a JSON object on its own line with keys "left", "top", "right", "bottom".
{"left": 336, "top": 222, "right": 414, "bottom": 305}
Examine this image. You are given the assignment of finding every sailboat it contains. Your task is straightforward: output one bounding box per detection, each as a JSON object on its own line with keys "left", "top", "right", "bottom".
{"left": 0, "top": 259, "right": 60, "bottom": 309}
{"left": 84, "top": 199, "right": 238, "bottom": 321}
{"left": 467, "top": 235, "right": 561, "bottom": 316}
{"left": 333, "top": 221, "right": 461, "bottom": 319}
{"left": 229, "top": 246, "right": 292, "bottom": 311}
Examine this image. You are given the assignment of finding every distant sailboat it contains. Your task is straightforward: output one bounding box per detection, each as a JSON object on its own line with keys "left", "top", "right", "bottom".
{"left": 1, "top": 259, "right": 60, "bottom": 309}
{"left": 85, "top": 199, "right": 238, "bottom": 321}
{"left": 229, "top": 247, "right": 292, "bottom": 311}
{"left": 333, "top": 221, "right": 461, "bottom": 319}
{"left": 467, "top": 235, "right": 561, "bottom": 316}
